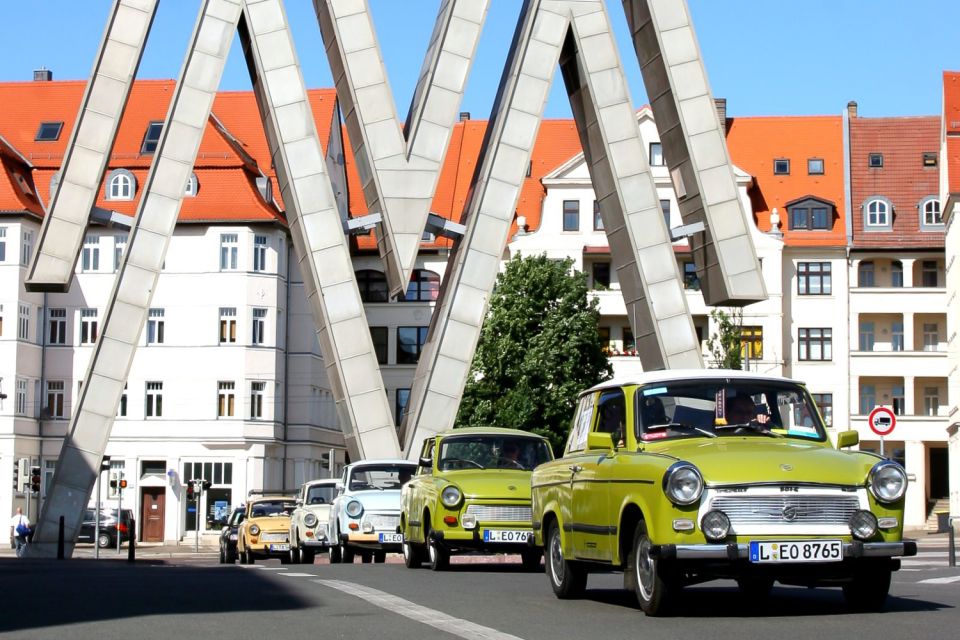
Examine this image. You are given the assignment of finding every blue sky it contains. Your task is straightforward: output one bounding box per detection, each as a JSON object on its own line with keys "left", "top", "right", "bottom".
{"left": 4, "top": 1, "right": 957, "bottom": 119}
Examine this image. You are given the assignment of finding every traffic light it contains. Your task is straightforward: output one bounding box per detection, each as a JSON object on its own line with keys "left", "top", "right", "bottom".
{"left": 109, "top": 472, "right": 118, "bottom": 490}
{"left": 185, "top": 480, "right": 195, "bottom": 500}
{"left": 30, "top": 466, "right": 41, "bottom": 493}
{"left": 201, "top": 479, "right": 211, "bottom": 492}
{"left": 119, "top": 479, "right": 128, "bottom": 490}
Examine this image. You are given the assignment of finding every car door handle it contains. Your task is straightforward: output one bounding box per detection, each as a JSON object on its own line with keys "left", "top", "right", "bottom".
{"left": 568, "top": 465, "right": 583, "bottom": 473}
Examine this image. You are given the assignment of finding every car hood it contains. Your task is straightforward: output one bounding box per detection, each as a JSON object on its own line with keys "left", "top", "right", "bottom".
{"left": 441, "top": 470, "right": 532, "bottom": 500}
{"left": 643, "top": 438, "right": 879, "bottom": 487}
{"left": 344, "top": 490, "right": 402, "bottom": 512}
{"left": 248, "top": 516, "right": 291, "bottom": 531}
{"left": 302, "top": 504, "right": 332, "bottom": 518}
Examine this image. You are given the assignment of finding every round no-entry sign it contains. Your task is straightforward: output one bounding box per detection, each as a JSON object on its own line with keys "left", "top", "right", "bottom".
{"left": 868, "top": 406, "right": 896, "bottom": 437}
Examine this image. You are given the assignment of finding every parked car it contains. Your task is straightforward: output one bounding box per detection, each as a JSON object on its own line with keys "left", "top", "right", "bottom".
{"left": 401, "top": 427, "right": 553, "bottom": 570}
{"left": 329, "top": 459, "right": 418, "bottom": 564}
{"left": 289, "top": 478, "right": 339, "bottom": 564}
{"left": 76, "top": 508, "right": 135, "bottom": 548}
{"left": 531, "top": 370, "right": 917, "bottom": 615}
{"left": 236, "top": 496, "right": 296, "bottom": 564}
{"left": 218, "top": 506, "right": 246, "bottom": 564}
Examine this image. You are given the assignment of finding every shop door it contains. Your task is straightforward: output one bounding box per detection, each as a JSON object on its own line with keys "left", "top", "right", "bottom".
{"left": 141, "top": 488, "right": 165, "bottom": 542}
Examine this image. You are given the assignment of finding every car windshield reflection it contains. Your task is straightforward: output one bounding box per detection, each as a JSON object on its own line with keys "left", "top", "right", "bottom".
{"left": 250, "top": 500, "right": 295, "bottom": 517}
{"left": 348, "top": 465, "right": 417, "bottom": 491}
{"left": 438, "top": 436, "right": 553, "bottom": 471}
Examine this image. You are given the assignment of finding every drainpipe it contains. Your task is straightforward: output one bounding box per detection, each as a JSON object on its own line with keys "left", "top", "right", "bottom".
{"left": 842, "top": 103, "right": 854, "bottom": 437}
{"left": 38, "top": 291, "right": 48, "bottom": 517}
{"left": 281, "top": 235, "right": 291, "bottom": 492}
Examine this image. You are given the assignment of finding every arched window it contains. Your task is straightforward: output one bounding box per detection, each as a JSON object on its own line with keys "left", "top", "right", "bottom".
{"left": 356, "top": 270, "right": 389, "bottom": 302}
{"left": 920, "top": 197, "right": 942, "bottom": 228}
{"left": 405, "top": 269, "right": 440, "bottom": 301}
{"left": 106, "top": 169, "right": 136, "bottom": 201}
{"left": 858, "top": 261, "right": 875, "bottom": 287}
{"left": 184, "top": 173, "right": 199, "bottom": 197}
{"left": 864, "top": 198, "right": 890, "bottom": 228}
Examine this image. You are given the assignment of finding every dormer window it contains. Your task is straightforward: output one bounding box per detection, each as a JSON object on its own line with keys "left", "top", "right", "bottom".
{"left": 868, "top": 153, "right": 883, "bottom": 168}
{"left": 864, "top": 197, "right": 892, "bottom": 230}
{"left": 141, "top": 121, "right": 163, "bottom": 154}
{"left": 773, "top": 159, "right": 790, "bottom": 175}
{"left": 35, "top": 121, "right": 63, "bottom": 141}
{"left": 922, "top": 152, "right": 937, "bottom": 168}
{"left": 919, "top": 196, "right": 942, "bottom": 229}
{"left": 184, "top": 173, "right": 199, "bottom": 197}
{"left": 786, "top": 196, "right": 833, "bottom": 230}
{"left": 106, "top": 169, "right": 136, "bottom": 201}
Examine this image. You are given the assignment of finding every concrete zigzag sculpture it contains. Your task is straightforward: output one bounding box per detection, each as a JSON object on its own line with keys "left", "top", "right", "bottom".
{"left": 26, "top": 0, "right": 764, "bottom": 557}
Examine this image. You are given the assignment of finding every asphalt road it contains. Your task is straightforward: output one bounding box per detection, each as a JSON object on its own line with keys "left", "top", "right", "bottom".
{"left": 1, "top": 548, "right": 958, "bottom": 640}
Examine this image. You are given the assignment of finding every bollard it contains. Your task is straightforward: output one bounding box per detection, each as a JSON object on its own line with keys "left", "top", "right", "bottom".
{"left": 57, "top": 516, "right": 65, "bottom": 560}
{"left": 949, "top": 516, "right": 956, "bottom": 568}
{"left": 128, "top": 520, "right": 136, "bottom": 563}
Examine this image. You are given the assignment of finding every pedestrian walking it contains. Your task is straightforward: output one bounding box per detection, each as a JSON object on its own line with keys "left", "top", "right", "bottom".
{"left": 10, "top": 507, "right": 31, "bottom": 557}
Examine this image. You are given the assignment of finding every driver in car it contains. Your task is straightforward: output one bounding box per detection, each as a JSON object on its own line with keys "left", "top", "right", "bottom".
{"left": 727, "top": 395, "right": 771, "bottom": 428}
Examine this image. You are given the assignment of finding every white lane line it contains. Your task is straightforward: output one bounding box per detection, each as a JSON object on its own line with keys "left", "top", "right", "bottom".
{"left": 258, "top": 567, "right": 288, "bottom": 571}
{"left": 916, "top": 576, "right": 960, "bottom": 585}
{"left": 315, "top": 579, "right": 524, "bottom": 640}
{"left": 279, "top": 573, "right": 316, "bottom": 577}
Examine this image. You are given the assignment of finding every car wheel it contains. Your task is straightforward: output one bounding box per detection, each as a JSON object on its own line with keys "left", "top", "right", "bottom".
{"left": 521, "top": 549, "right": 542, "bottom": 572}
{"left": 627, "top": 520, "right": 676, "bottom": 616}
{"left": 329, "top": 543, "right": 342, "bottom": 564}
{"left": 545, "top": 520, "right": 586, "bottom": 598}
{"left": 97, "top": 533, "right": 112, "bottom": 549}
{"left": 219, "top": 547, "right": 226, "bottom": 564}
{"left": 427, "top": 537, "right": 449, "bottom": 571}
{"left": 361, "top": 551, "right": 373, "bottom": 564}
{"left": 374, "top": 551, "right": 386, "bottom": 564}
{"left": 301, "top": 549, "right": 315, "bottom": 564}
{"left": 341, "top": 542, "right": 355, "bottom": 564}
{"left": 737, "top": 577, "right": 774, "bottom": 600}
{"left": 280, "top": 554, "right": 290, "bottom": 565}
{"left": 403, "top": 536, "right": 424, "bottom": 569}
{"left": 226, "top": 548, "right": 237, "bottom": 564}
{"left": 290, "top": 543, "right": 301, "bottom": 564}
{"left": 843, "top": 566, "right": 892, "bottom": 612}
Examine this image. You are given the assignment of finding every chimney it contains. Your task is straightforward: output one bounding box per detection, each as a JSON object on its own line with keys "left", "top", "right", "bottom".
{"left": 847, "top": 101, "right": 858, "bottom": 119}
{"left": 459, "top": 111, "right": 470, "bottom": 122}
{"left": 714, "top": 98, "right": 727, "bottom": 125}
{"left": 33, "top": 67, "right": 52, "bottom": 82}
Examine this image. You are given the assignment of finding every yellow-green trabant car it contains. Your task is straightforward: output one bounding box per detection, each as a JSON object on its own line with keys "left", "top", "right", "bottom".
{"left": 531, "top": 370, "right": 916, "bottom": 615}
{"left": 236, "top": 495, "right": 296, "bottom": 564}
{"left": 401, "top": 428, "right": 554, "bottom": 570}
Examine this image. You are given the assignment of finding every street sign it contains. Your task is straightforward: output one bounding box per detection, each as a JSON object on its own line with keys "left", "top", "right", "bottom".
{"left": 868, "top": 406, "right": 896, "bottom": 437}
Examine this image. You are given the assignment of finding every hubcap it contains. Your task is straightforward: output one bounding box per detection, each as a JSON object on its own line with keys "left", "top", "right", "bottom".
{"left": 549, "top": 530, "right": 565, "bottom": 585}
{"left": 636, "top": 537, "right": 655, "bottom": 600}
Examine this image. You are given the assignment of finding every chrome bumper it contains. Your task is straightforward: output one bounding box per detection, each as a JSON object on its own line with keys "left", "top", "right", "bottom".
{"left": 652, "top": 540, "right": 917, "bottom": 560}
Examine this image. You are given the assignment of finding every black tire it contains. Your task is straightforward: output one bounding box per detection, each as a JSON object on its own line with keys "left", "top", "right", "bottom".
{"left": 521, "top": 549, "right": 542, "bottom": 572}
{"left": 219, "top": 547, "right": 226, "bottom": 564}
{"left": 342, "top": 542, "right": 355, "bottom": 563}
{"left": 97, "top": 533, "right": 112, "bottom": 549}
{"left": 301, "top": 549, "right": 315, "bottom": 564}
{"left": 374, "top": 551, "right": 387, "bottom": 563}
{"left": 280, "top": 555, "right": 290, "bottom": 565}
{"left": 403, "top": 535, "right": 425, "bottom": 569}
{"left": 289, "top": 542, "right": 301, "bottom": 564}
{"left": 843, "top": 566, "right": 892, "bottom": 612}
{"left": 737, "top": 577, "right": 774, "bottom": 600}
{"left": 544, "top": 520, "right": 587, "bottom": 599}
{"left": 627, "top": 521, "right": 675, "bottom": 616}
{"left": 427, "top": 537, "right": 450, "bottom": 571}
{"left": 226, "top": 548, "right": 237, "bottom": 564}
{"left": 329, "top": 543, "right": 342, "bottom": 564}
{"left": 361, "top": 552, "right": 373, "bottom": 564}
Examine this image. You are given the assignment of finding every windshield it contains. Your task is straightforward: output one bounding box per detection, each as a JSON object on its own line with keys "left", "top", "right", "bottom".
{"left": 305, "top": 484, "right": 337, "bottom": 505}
{"left": 348, "top": 464, "right": 417, "bottom": 491}
{"left": 635, "top": 379, "right": 827, "bottom": 443}
{"left": 438, "top": 436, "right": 553, "bottom": 471}
{"left": 249, "top": 500, "right": 295, "bottom": 518}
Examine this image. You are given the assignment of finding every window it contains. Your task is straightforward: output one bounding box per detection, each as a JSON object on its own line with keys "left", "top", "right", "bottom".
{"left": 35, "top": 121, "right": 63, "bottom": 141}
{"left": 921, "top": 260, "right": 938, "bottom": 287}
{"left": 147, "top": 308, "right": 164, "bottom": 344}
{"left": 182, "top": 461, "right": 233, "bottom": 487}
{"left": 251, "top": 382, "right": 265, "bottom": 419}
{"left": 798, "top": 262, "right": 831, "bottom": 295}
{"left": 682, "top": 261, "right": 700, "bottom": 290}
{"left": 397, "top": 326, "right": 428, "bottom": 364}
{"left": 396, "top": 388, "right": 411, "bottom": 424}
{"left": 357, "top": 270, "right": 389, "bottom": 302}
{"left": 15, "top": 378, "right": 27, "bottom": 416}
{"left": 858, "top": 321, "right": 875, "bottom": 351}
{"left": 80, "top": 309, "right": 98, "bottom": 344}
{"left": 592, "top": 262, "right": 610, "bottom": 289}
{"left": 405, "top": 270, "right": 440, "bottom": 302}
{"left": 22, "top": 230, "right": 33, "bottom": 266}
{"left": 220, "top": 234, "right": 238, "bottom": 270}
{"left": 922, "top": 152, "right": 937, "bottom": 168}
{"left": 18, "top": 304, "right": 30, "bottom": 340}
{"left": 253, "top": 235, "right": 267, "bottom": 272}
{"left": 108, "top": 460, "right": 125, "bottom": 499}
{"left": 660, "top": 199, "right": 671, "bottom": 230}
{"left": 891, "top": 322, "right": 904, "bottom": 352}
{"left": 858, "top": 261, "right": 875, "bottom": 287}
{"left": 593, "top": 200, "right": 603, "bottom": 231}
{"left": 623, "top": 327, "right": 635, "bottom": 352}
{"left": 773, "top": 159, "right": 790, "bottom": 174}
{"left": 807, "top": 158, "right": 824, "bottom": 175}
{"left": 812, "top": 393, "right": 833, "bottom": 427}
{"left": 598, "top": 326, "right": 611, "bottom": 351}
{"left": 43, "top": 461, "right": 56, "bottom": 497}
{"left": 371, "top": 327, "right": 389, "bottom": 365}
{"left": 145, "top": 382, "right": 163, "bottom": 418}
{"left": 740, "top": 326, "right": 763, "bottom": 361}
{"left": 118, "top": 383, "right": 127, "bottom": 418}
{"left": 869, "top": 153, "right": 883, "bottom": 168}
{"left": 0, "top": 227, "right": 6, "bottom": 262}
{"left": 924, "top": 387, "right": 940, "bottom": 416}
{"left": 82, "top": 235, "right": 99, "bottom": 271}
{"left": 789, "top": 205, "right": 830, "bottom": 230}
{"left": 859, "top": 384, "right": 876, "bottom": 415}
{"left": 106, "top": 170, "right": 135, "bottom": 200}
{"left": 865, "top": 199, "right": 890, "bottom": 227}
{"left": 219, "top": 307, "right": 237, "bottom": 344}
{"left": 218, "top": 382, "right": 235, "bottom": 418}
{"left": 562, "top": 200, "right": 579, "bottom": 232}
{"left": 921, "top": 197, "right": 942, "bottom": 227}
{"left": 421, "top": 230, "right": 435, "bottom": 243}
{"left": 596, "top": 389, "right": 626, "bottom": 444}
{"left": 923, "top": 323, "right": 939, "bottom": 351}
{"left": 46, "top": 380, "right": 65, "bottom": 418}
{"left": 184, "top": 173, "right": 198, "bottom": 197}
{"left": 141, "top": 121, "right": 163, "bottom": 154}
{"left": 891, "top": 261, "right": 903, "bottom": 287}
{"left": 649, "top": 142, "right": 664, "bottom": 166}
{"left": 798, "top": 328, "right": 832, "bottom": 361}
{"left": 892, "top": 385, "right": 905, "bottom": 415}
{"left": 252, "top": 308, "right": 266, "bottom": 345}
{"left": 114, "top": 234, "right": 127, "bottom": 271}
{"left": 48, "top": 308, "right": 66, "bottom": 345}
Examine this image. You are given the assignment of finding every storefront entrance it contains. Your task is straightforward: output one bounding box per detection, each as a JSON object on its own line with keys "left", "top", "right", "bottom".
{"left": 141, "top": 487, "right": 165, "bottom": 542}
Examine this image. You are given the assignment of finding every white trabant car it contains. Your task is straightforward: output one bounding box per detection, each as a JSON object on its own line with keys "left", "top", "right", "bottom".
{"left": 329, "top": 459, "right": 418, "bottom": 564}
{"left": 289, "top": 478, "right": 339, "bottom": 564}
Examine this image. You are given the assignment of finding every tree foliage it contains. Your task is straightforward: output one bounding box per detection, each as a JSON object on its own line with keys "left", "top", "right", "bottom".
{"left": 456, "top": 254, "right": 612, "bottom": 453}
{"left": 706, "top": 308, "right": 743, "bottom": 369}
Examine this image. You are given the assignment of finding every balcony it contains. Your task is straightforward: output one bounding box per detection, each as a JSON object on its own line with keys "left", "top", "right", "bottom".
{"left": 850, "top": 286, "right": 945, "bottom": 314}
{"left": 850, "top": 349, "right": 948, "bottom": 378}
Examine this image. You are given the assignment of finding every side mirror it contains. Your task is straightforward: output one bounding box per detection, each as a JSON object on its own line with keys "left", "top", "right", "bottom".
{"left": 836, "top": 430, "right": 859, "bottom": 449}
{"left": 586, "top": 431, "right": 614, "bottom": 452}
{"left": 419, "top": 457, "right": 433, "bottom": 468}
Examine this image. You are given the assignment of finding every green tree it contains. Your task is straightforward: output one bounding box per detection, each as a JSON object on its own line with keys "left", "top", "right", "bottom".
{"left": 706, "top": 308, "right": 743, "bottom": 369}
{"left": 457, "top": 254, "right": 612, "bottom": 453}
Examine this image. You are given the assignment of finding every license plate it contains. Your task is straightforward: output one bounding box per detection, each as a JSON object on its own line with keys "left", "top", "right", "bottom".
{"left": 483, "top": 530, "right": 531, "bottom": 543}
{"left": 749, "top": 540, "right": 843, "bottom": 563}
{"left": 379, "top": 533, "right": 403, "bottom": 543}
{"left": 269, "top": 544, "right": 290, "bottom": 552}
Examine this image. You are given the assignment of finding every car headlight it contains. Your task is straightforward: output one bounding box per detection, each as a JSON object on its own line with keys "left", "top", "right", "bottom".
{"left": 249, "top": 524, "right": 260, "bottom": 536}
{"left": 304, "top": 513, "right": 318, "bottom": 528}
{"left": 662, "top": 462, "right": 703, "bottom": 506}
{"left": 868, "top": 460, "right": 907, "bottom": 503}
{"left": 849, "top": 510, "right": 878, "bottom": 540}
{"left": 441, "top": 485, "right": 462, "bottom": 508}
{"left": 345, "top": 500, "right": 363, "bottom": 518}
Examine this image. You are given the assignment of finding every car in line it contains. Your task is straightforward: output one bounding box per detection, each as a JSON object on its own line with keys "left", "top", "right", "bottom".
{"left": 218, "top": 506, "right": 246, "bottom": 564}
{"left": 76, "top": 508, "right": 135, "bottom": 548}
{"left": 531, "top": 370, "right": 917, "bottom": 615}
{"left": 289, "top": 478, "right": 339, "bottom": 563}
{"left": 329, "top": 459, "right": 418, "bottom": 564}
{"left": 401, "top": 427, "right": 553, "bottom": 570}
{"left": 236, "top": 495, "right": 296, "bottom": 564}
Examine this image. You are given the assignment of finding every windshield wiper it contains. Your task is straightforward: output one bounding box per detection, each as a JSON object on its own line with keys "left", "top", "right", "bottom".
{"left": 650, "top": 422, "right": 717, "bottom": 438}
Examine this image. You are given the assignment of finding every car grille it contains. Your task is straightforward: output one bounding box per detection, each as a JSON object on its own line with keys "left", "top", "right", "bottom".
{"left": 363, "top": 514, "right": 399, "bottom": 531}
{"left": 465, "top": 505, "right": 531, "bottom": 523}
{"left": 709, "top": 494, "right": 861, "bottom": 527}
{"left": 259, "top": 532, "right": 288, "bottom": 542}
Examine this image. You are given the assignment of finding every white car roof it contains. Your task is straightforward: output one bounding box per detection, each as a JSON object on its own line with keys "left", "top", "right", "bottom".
{"left": 584, "top": 369, "right": 803, "bottom": 395}
{"left": 345, "top": 458, "right": 418, "bottom": 470}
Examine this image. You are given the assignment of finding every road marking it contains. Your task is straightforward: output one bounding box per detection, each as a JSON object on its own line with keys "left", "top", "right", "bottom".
{"left": 280, "top": 573, "right": 316, "bottom": 577}
{"left": 916, "top": 576, "right": 960, "bottom": 585}
{"left": 316, "top": 579, "right": 525, "bottom": 640}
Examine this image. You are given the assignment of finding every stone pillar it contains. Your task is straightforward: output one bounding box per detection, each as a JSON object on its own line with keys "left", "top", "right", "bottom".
{"left": 902, "top": 312, "right": 915, "bottom": 352}
{"left": 904, "top": 440, "right": 927, "bottom": 530}
{"left": 903, "top": 375, "right": 915, "bottom": 416}
{"left": 901, "top": 258, "right": 916, "bottom": 288}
